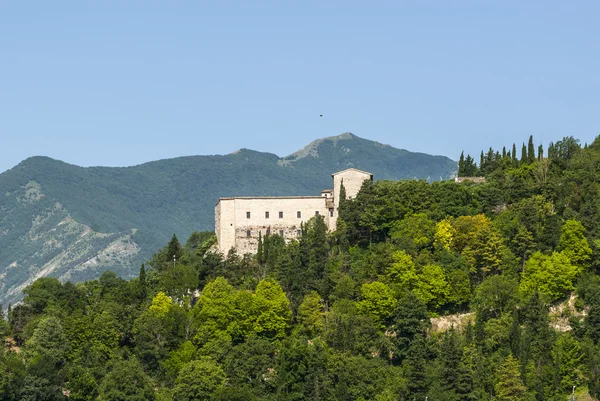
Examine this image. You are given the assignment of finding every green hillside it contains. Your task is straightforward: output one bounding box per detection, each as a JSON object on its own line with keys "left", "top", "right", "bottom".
{"left": 0, "top": 133, "right": 456, "bottom": 304}
{"left": 3, "top": 134, "right": 600, "bottom": 400}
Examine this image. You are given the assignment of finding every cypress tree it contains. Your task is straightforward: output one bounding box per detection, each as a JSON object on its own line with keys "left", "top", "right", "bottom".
{"left": 338, "top": 179, "right": 347, "bottom": 211}
{"left": 139, "top": 264, "right": 147, "bottom": 300}
{"left": 527, "top": 135, "right": 535, "bottom": 162}
{"left": 257, "top": 231, "right": 264, "bottom": 265}
{"left": 521, "top": 143, "right": 527, "bottom": 163}
{"left": 512, "top": 143, "right": 517, "bottom": 163}
{"left": 458, "top": 152, "right": 465, "bottom": 176}
{"left": 537, "top": 144, "right": 544, "bottom": 161}
{"left": 502, "top": 146, "right": 507, "bottom": 159}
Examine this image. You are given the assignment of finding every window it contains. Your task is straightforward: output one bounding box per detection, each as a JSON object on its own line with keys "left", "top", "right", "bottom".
{"left": 315, "top": 211, "right": 320, "bottom": 216}
{"left": 330, "top": 209, "right": 334, "bottom": 217}
{"left": 246, "top": 230, "right": 251, "bottom": 238}
{"left": 246, "top": 211, "right": 251, "bottom": 219}
{"left": 297, "top": 230, "right": 302, "bottom": 237}
{"left": 279, "top": 211, "right": 283, "bottom": 218}
{"left": 279, "top": 230, "right": 284, "bottom": 237}
{"left": 265, "top": 211, "right": 269, "bottom": 219}
{"left": 297, "top": 211, "right": 301, "bottom": 218}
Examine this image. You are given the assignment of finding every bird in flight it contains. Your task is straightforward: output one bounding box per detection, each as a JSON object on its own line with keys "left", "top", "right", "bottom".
{"left": 320, "top": 114, "right": 323, "bottom": 117}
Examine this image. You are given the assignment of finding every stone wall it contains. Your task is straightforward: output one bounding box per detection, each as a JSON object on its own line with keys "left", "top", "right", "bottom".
{"left": 217, "top": 196, "right": 332, "bottom": 254}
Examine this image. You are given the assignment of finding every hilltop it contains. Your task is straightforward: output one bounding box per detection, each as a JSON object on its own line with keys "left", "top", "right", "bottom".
{"left": 0, "top": 133, "right": 456, "bottom": 304}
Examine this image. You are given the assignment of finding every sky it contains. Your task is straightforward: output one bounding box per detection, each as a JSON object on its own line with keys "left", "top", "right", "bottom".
{"left": 1, "top": 1, "right": 599, "bottom": 173}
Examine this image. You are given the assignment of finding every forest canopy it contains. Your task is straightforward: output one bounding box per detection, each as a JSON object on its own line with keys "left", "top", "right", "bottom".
{"left": 3, "top": 135, "right": 600, "bottom": 400}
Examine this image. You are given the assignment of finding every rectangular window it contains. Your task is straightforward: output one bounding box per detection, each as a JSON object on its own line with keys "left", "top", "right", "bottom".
{"left": 246, "top": 211, "right": 251, "bottom": 219}
{"left": 297, "top": 230, "right": 302, "bottom": 237}
{"left": 315, "top": 211, "right": 320, "bottom": 216}
{"left": 246, "top": 230, "right": 251, "bottom": 238}
{"left": 279, "top": 230, "right": 284, "bottom": 237}
{"left": 330, "top": 209, "right": 334, "bottom": 217}
{"left": 297, "top": 211, "right": 301, "bottom": 218}
{"left": 265, "top": 211, "right": 269, "bottom": 219}
{"left": 279, "top": 211, "right": 283, "bottom": 218}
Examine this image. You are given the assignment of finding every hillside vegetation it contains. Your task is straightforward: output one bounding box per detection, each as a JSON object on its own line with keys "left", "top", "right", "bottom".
{"left": 2, "top": 135, "right": 600, "bottom": 400}
{"left": 0, "top": 133, "right": 457, "bottom": 305}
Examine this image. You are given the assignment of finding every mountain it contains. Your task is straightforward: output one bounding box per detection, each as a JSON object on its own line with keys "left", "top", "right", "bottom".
{"left": 0, "top": 133, "right": 456, "bottom": 305}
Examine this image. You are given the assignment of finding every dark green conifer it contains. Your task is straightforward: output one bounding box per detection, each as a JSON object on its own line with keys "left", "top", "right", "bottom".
{"left": 527, "top": 135, "right": 535, "bottom": 162}
{"left": 139, "top": 264, "right": 147, "bottom": 300}
{"left": 167, "top": 234, "right": 183, "bottom": 263}
{"left": 257, "top": 231, "right": 264, "bottom": 265}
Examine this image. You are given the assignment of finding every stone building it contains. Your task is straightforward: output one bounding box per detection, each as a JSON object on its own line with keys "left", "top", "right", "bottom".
{"left": 215, "top": 168, "right": 373, "bottom": 254}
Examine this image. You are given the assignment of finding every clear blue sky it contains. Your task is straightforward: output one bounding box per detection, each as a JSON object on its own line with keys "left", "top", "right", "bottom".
{"left": 1, "top": 1, "right": 599, "bottom": 173}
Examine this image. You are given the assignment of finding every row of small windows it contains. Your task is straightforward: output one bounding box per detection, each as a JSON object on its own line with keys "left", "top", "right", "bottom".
{"left": 246, "top": 211, "right": 326, "bottom": 219}
{"left": 247, "top": 229, "right": 301, "bottom": 238}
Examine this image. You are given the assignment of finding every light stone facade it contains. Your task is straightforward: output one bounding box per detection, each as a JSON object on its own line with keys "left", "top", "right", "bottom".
{"left": 215, "top": 168, "right": 373, "bottom": 254}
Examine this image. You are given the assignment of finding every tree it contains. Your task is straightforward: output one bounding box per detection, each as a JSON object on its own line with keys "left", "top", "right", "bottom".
{"left": 389, "top": 291, "right": 430, "bottom": 362}
{"left": 98, "top": 359, "right": 156, "bottom": 401}
{"left": 551, "top": 333, "right": 583, "bottom": 392}
{"left": 138, "top": 264, "right": 147, "bottom": 301}
{"left": 494, "top": 355, "right": 526, "bottom": 401}
{"left": 168, "top": 234, "right": 184, "bottom": 263}
{"left": 253, "top": 278, "right": 291, "bottom": 339}
{"left": 25, "top": 316, "right": 69, "bottom": 376}
{"left": 527, "top": 135, "right": 535, "bottom": 163}
{"left": 297, "top": 291, "right": 325, "bottom": 337}
{"left": 67, "top": 367, "right": 99, "bottom": 401}
{"left": 557, "top": 219, "right": 592, "bottom": 269}
{"left": 389, "top": 213, "right": 435, "bottom": 253}
{"left": 356, "top": 281, "right": 396, "bottom": 329}
{"left": 402, "top": 335, "right": 429, "bottom": 399}
{"left": 173, "top": 358, "right": 226, "bottom": 401}
{"left": 413, "top": 264, "right": 450, "bottom": 309}
{"left": 519, "top": 251, "right": 578, "bottom": 301}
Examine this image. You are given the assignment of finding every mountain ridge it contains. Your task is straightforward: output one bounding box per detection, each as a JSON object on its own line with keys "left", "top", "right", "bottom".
{"left": 0, "top": 133, "right": 457, "bottom": 305}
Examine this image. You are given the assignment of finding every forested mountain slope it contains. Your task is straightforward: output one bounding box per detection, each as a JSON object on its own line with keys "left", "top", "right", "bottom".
{"left": 2, "top": 135, "right": 600, "bottom": 400}
{"left": 0, "top": 133, "right": 456, "bottom": 305}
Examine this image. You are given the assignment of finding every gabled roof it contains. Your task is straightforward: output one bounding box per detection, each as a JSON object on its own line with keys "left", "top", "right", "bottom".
{"left": 332, "top": 168, "right": 373, "bottom": 177}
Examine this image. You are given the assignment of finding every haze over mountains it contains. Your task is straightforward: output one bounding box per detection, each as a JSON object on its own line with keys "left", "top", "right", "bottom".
{"left": 0, "top": 133, "right": 457, "bottom": 305}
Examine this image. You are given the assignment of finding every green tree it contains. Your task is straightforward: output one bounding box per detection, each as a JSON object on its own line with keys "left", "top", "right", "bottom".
{"left": 173, "top": 358, "right": 226, "bottom": 401}
{"left": 389, "top": 291, "right": 430, "bottom": 362}
{"left": 494, "top": 355, "right": 526, "bottom": 401}
{"left": 557, "top": 219, "right": 592, "bottom": 269}
{"left": 356, "top": 281, "right": 396, "bottom": 329}
{"left": 402, "top": 335, "right": 429, "bottom": 399}
{"left": 417, "top": 264, "right": 450, "bottom": 309}
{"left": 67, "top": 367, "right": 99, "bottom": 401}
{"left": 519, "top": 251, "right": 578, "bottom": 301}
{"left": 297, "top": 291, "right": 325, "bottom": 337}
{"left": 527, "top": 135, "right": 535, "bottom": 163}
{"left": 253, "top": 278, "right": 291, "bottom": 339}
{"left": 98, "top": 359, "right": 156, "bottom": 401}
{"left": 25, "top": 316, "right": 69, "bottom": 375}
{"left": 551, "top": 333, "right": 583, "bottom": 392}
